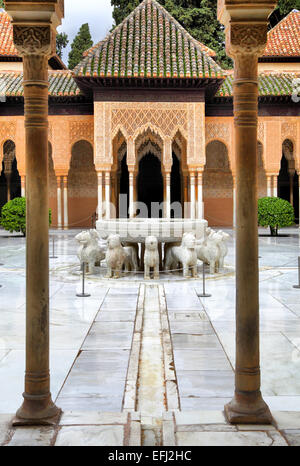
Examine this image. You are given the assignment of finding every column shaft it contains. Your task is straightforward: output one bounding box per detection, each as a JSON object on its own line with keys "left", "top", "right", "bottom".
{"left": 97, "top": 171, "right": 103, "bottom": 219}
{"left": 272, "top": 175, "right": 278, "bottom": 197}
{"left": 267, "top": 176, "right": 272, "bottom": 197}
{"left": 21, "top": 176, "right": 26, "bottom": 198}
{"left": 190, "top": 173, "right": 196, "bottom": 219}
{"left": 63, "top": 176, "right": 68, "bottom": 229}
{"left": 233, "top": 176, "right": 237, "bottom": 228}
{"left": 197, "top": 172, "right": 204, "bottom": 219}
{"left": 129, "top": 172, "right": 134, "bottom": 218}
{"left": 165, "top": 173, "right": 171, "bottom": 219}
{"left": 15, "top": 54, "right": 60, "bottom": 424}
{"left": 289, "top": 173, "right": 294, "bottom": 206}
{"left": 56, "top": 176, "right": 62, "bottom": 230}
{"left": 225, "top": 50, "right": 271, "bottom": 424}
{"left": 105, "top": 172, "right": 111, "bottom": 220}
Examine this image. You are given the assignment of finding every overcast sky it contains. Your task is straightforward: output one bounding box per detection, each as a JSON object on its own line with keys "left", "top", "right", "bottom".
{"left": 58, "top": 0, "right": 114, "bottom": 64}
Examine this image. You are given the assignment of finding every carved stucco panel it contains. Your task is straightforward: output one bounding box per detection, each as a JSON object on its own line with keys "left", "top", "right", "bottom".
{"left": 110, "top": 102, "right": 188, "bottom": 140}
{"left": 282, "top": 122, "right": 297, "bottom": 143}
{"left": 205, "top": 122, "right": 230, "bottom": 145}
{"left": 69, "top": 121, "right": 94, "bottom": 146}
{"left": 0, "top": 121, "right": 16, "bottom": 148}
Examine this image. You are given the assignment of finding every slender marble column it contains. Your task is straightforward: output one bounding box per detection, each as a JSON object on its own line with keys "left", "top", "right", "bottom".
{"left": 197, "top": 172, "right": 204, "bottom": 219}
{"left": 63, "top": 176, "right": 68, "bottom": 229}
{"left": 129, "top": 172, "right": 134, "bottom": 218}
{"left": 97, "top": 171, "right": 103, "bottom": 219}
{"left": 56, "top": 176, "right": 62, "bottom": 230}
{"left": 223, "top": 21, "right": 272, "bottom": 424}
{"left": 267, "top": 175, "right": 272, "bottom": 197}
{"left": 190, "top": 173, "right": 196, "bottom": 219}
{"left": 165, "top": 172, "right": 171, "bottom": 219}
{"left": 21, "top": 175, "right": 26, "bottom": 198}
{"left": 272, "top": 175, "right": 278, "bottom": 197}
{"left": 105, "top": 172, "right": 111, "bottom": 220}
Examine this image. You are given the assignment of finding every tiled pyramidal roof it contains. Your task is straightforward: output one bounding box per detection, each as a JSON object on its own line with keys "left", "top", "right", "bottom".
{"left": 74, "top": 0, "right": 223, "bottom": 79}
{"left": 217, "top": 72, "right": 300, "bottom": 97}
{"left": 0, "top": 71, "right": 81, "bottom": 97}
{"left": 0, "top": 11, "right": 18, "bottom": 57}
{"left": 263, "top": 10, "right": 300, "bottom": 57}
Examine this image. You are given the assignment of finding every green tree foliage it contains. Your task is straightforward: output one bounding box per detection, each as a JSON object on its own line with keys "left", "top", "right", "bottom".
{"left": 111, "top": 0, "right": 232, "bottom": 68}
{"left": 68, "top": 23, "right": 93, "bottom": 70}
{"left": 258, "top": 197, "right": 295, "bottom": 236}
{"left": 56, "top": 32, "right": 69, "bottom": 59}
{"left": 0, "top": 197, "right": 52, "bottom": 236}
{"left": 0, "top": 0, "right": 4, "bottom": 9}
{"left": 277, "top": 0, "right": 300, "bottom": 15}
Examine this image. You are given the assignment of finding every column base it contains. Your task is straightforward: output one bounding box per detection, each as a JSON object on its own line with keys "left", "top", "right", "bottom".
{"left": 13, "top": 394, "right": 61, "bottom": 427}
{"left": 224, "top": 392, "right": 273, "bottom": 425}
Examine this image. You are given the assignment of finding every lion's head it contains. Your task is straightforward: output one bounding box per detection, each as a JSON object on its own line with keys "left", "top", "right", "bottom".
{"left": 182, "top": 232, "right": 196, "bottom": 250}
{"left": 107, "top": 234, "right": 122, "bottom": 250}
{"left": 145, "top": 236, "right": 158, "bottom": 251}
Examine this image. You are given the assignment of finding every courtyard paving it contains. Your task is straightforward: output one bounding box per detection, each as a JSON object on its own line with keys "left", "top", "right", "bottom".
{"left": 0, "top": 227, "right": 300, "bottom": 446}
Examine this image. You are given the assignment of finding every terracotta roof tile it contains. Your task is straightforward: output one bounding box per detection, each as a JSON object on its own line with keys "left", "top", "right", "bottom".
{"left": 0, "top": 11, "right": 18, "bottom": 57}
{"left": 74, "top": 0, "right": 223, "bottom": 79}
{"left": 263, "top": 10, "right": 300, "bottom": 57}
{"left": 0, "top": 70, "right": 81, "bottom": 97}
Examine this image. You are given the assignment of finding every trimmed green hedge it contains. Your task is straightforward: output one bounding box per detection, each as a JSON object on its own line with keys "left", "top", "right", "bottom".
{"left": 258, "top": 197, "right": 295, "bottom": 236}
{"left": 0, "top": 197, "right": 52, "bottom": 236}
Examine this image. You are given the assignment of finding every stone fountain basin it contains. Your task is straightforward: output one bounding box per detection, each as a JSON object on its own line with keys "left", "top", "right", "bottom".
{"left": 96, "top": 218, "right": 208, "bottom": 243}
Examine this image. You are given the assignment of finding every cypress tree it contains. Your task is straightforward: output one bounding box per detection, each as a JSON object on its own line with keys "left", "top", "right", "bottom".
{"left": 68, "top": 23, "right": 93, "bottom": 70}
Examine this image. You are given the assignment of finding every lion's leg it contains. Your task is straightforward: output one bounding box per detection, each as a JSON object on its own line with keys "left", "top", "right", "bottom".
{"left": 154, "top": 265, "right": 159, "bottom": 280}
{"left": 183, "top": 265, "right": 189, "bottom": 278}
{"left": 105, "top": 266, "right": 112, "bottom": 279}
{"left": 192, "top": 265, "right": 198, "bottom": 278}
{"left": 144, "top": 265, "right": 150, "bottom": 280}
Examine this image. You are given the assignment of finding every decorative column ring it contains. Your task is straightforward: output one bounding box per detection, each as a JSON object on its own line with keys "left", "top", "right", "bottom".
{"left": 225, "top": 22, "right": 272, "bottom": 425}
{"left": 12, "top": 24, "right": 61, "bottom": 425}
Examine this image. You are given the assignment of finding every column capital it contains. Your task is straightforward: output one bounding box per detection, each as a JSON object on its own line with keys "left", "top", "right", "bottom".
{"left": 227, "top": 23, "right": 269, "bottom": 61}
{"left": 6, "top": 1, "right": 64, "bottom": 56}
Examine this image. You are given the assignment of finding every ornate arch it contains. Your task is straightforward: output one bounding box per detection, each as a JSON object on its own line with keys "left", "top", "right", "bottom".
{"left": 69, "top": 121, "right": 94, "bottom": 148}
{"left": 111, "top": 124, "right": 129, "bottom": 141}
{"left": 133, "top": 124, "right": 164, "bottom": 145}
{"left": 137, "top": 140, "right": 162, "bottom": 163}
{"left": 205, "top": 122, "right": 231, "bottom": 148}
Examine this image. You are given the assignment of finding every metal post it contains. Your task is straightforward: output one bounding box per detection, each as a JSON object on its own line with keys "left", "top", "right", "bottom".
{"left": 49, "top": 236, "right": 57, "bottom": 259}
{"left": 197, "top": 262, "right": 211, "bottom": 298}
{"left": 77, "top": 263, "right": 91, "bottom": 298}
{"left": 293, "top": 257, "right": 300, "bottom": 289}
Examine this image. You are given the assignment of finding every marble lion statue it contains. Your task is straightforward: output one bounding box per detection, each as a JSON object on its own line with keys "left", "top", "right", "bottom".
{"left": 144, "top": 236, "right": 160, "bottom": 280}
{"left": 75, "top": 229, "right": 106, "bottom": 274}
{"left": 217, "top": 231, "right": 230, "bottom": 270}
{"left": 165, "top": 232, "right": 198, "bottom": 279}
{"left": 196, "top": 230, "right": 223, "bottom": 274}
{"left": 105, "top": 234, "right": 128, "bottom": 279}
